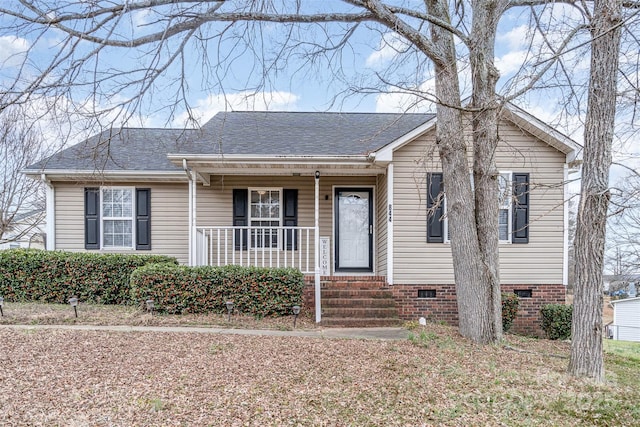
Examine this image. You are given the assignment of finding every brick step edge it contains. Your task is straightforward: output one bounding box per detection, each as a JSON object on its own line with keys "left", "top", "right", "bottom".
{"left": 323, "top": 307, "right": 399, "bottom": 318}
{"left": 320, "top": 318, "right": 403, "bottom": 328}
{"left": 322, "top": 298, "right": 397, "bottom": 308}
{"left": 322, "top": 289, "right": 395, "bottom": 298}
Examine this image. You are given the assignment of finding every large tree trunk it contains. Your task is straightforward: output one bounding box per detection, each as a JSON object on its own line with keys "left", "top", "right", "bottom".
{"left": 427, "top": 0, "right": 497, "bottom": 344}
{"left": 569, "top": 0, "right": 622, "bottom": 382}
{"left": 468, "top": 0, "right": 509, "bottom": 342}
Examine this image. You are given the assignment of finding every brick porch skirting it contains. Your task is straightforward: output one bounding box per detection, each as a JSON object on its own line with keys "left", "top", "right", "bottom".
{"left": 304, "top": 276, "right": 566, "bottom": 337}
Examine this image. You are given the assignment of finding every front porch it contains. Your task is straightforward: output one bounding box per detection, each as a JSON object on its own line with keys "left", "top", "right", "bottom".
{"left": 179, "top": 158, "right": 395, "bottom": 323}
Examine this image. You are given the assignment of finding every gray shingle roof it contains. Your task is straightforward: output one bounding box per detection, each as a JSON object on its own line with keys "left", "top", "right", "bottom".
{"left": 25, "top": 111, "right": 434, "bottom": 172}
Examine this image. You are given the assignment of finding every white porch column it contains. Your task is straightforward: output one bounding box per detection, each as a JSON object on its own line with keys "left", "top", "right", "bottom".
{"left": 42, "top": 175, "right": 55, "bottom": 250}
{"left": 187, "top": 175, "right": 193, "bottom": 266}
{"left": 562, "top": 164, "right": 569, "bottom": 287}
{"left": 191, "top": 170, "right": 198, "bottom": 266}
{"left": 314, "top": 170, "right": 321, "bottom": 323}
{"left": 386, "top": 163, "right": 394, "bottom": 285}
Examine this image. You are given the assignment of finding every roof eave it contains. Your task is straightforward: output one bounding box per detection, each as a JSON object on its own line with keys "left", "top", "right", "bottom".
{"left": 23, "top": 169, "right": 188, "bottom": 182}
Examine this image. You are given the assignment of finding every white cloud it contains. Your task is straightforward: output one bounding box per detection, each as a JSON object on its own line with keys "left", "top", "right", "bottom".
{"left": 374, "top": 79, "right": 436, "bottom": 113}
{"left": 0, "top": 36, "right": 30, "bottom": 67}
{"left": 496, "top": 24, "right": 531, "bottom": 51}
{"left": 365, "top": 32, "right": 411, "bottom": 67}
{"left": 172, "top": 91, "right": 300, "bottom": 127}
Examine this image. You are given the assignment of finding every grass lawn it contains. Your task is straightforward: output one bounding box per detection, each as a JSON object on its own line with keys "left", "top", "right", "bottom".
{"left": 0, "top": 303, "right": 638, "bottom": 426}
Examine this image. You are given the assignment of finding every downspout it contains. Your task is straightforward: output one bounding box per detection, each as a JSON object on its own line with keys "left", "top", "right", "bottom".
{"left": 40, "top": 174, "right": 55, "bottom": 251}
{"left": 183, "top": 159, "right": 193, "bottom": 266}
{"left": 315, "top": 170, "right": 321, "bottom": 323}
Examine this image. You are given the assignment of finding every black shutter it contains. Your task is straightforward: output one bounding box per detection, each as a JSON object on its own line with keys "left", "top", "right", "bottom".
{"left": 283, "top": 189, "right": 298, "bottom": 250}
{"left": 233, "top": 189, "right": 248, "bottom": 250}
{"left": 136, "top": 188, "right": 151, "bottom": 250}
{"left": 512, "top": 173, "right": 530, "bottom": 244}
{"left": 84, "top": 188, "right": 100, "bottom": 249}
{"left": 427, "top": 173, "right": 444, "bottom": 243}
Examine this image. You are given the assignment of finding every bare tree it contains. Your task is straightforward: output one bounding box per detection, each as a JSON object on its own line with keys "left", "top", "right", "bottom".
{"left": 0, "top": 1, "right": 636, "bottom": 354}
{"left": 0, "top": 108, "right": 47, "bottom": 245}
{"left": 569, "top": 0, "right": 623, "bottom": 382}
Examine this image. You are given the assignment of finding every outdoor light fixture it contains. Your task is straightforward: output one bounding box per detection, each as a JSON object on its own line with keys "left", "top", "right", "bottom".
{"left": 292, "top": 305, "right": 301, "bottom": 328}
{"left": 146, "top": 299, "right": 154, "bottom": 315}
{"left": 68, "top": 297, "right": 78, "bottom": 318}
{"left": 0, "top": 296, "right": 4, "bottom": 317}
{"left": 225, "top": 301, "right": 234, "bottom": 322}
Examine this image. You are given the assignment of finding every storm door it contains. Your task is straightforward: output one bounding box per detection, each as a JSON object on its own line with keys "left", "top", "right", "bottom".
{"left": 335, "top": 188, "right": 373, "bottom": 272}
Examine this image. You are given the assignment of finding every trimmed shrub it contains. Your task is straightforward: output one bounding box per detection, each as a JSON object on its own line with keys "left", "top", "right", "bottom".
{"left": 0, "top": 249, "right": 178, "bottom": 304}
{"left": 540, "top": 304, "right": 573, "bottom": 340}
{"left": 501, "top": 292, "right": 519, "bottom": 332}
{"left": 130, "top": 264, "right": 305, "bottom": 316}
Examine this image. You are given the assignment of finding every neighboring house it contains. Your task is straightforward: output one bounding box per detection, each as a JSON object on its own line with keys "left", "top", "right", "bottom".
{"left": 603, "top": 274, "right": 640, "bottom": 297}
{"left": 609, "top": 297, "right": 640, "bottom": 342}
{"left": 24, "top": 105, "right": 577, "bottom": 334}
{"left": 0, "top": 209, "right": 46, "bottom": 250}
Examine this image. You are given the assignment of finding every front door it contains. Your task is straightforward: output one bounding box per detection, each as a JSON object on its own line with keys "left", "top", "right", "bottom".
{"left": 335, "top": 188, "right": 373, "bottom": 272}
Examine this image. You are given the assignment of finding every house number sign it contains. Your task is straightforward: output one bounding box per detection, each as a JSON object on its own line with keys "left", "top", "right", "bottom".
{"left": 320, "top": 237, "right": 330, "bottom": 276}
{"left": 388, "top": 204, "right": 393, "bottom": 223}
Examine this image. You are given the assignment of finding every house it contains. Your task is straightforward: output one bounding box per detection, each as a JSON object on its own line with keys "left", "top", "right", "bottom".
{"left": 24, "top": 105, "right": 577, "bottom": 334}
{"left": 0, "top": 209, "right": 46, "bottom": 250}
{"left": 609, "top": 297, "right": 640, "bottom": 342}
{"left": 604, "top": 274, "right": 639, "bottom": 297}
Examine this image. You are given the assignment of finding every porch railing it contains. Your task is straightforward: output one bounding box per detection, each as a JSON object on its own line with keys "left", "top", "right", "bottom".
{"left": 196, "top": 226, "right": 317, "bottom": 274}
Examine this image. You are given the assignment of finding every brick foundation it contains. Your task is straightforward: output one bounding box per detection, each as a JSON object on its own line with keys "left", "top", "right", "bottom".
{"left": 304, "top": 276, "right": 566, "bottom": 336}
{"left": 391, "top": 283, "right": 566, "bottom": 337}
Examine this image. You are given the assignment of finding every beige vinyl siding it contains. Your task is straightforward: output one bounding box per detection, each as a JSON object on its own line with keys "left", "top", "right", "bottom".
{"left": 196, "top": 175, "right": 378, "bottom": 275}
{"left": 392, "top": 118, "right": 566, "bottom": 285}
{"left": 54, "top": 181, "right": 189, "bottom": 264}
{"left": 376, "top": 173, "right": 388, "bottom": 275}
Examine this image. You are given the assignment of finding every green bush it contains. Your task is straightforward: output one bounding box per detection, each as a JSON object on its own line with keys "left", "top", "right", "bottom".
{"left": 501, "top": 292, "right": 519, "bottom": 332}
{"left": 130, "top": 264, "right": 305, "bottom": 316}
{"left": 540, "top": 304, "right": 573, "bottom": 340}
{"left": 0, "top": 249, "right": 178, "bottom": 304}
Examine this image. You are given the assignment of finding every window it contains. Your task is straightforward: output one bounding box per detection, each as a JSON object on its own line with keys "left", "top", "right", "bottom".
{"left": 498, "top": 172, "right": 513, "bottom": 242}
{"left": 84, "top": 187, "right": 151, "bottom": 250}
{"left": 249, "top": 189, "right": 281, "bottom": 248}
{"left": 427, "top": 172, "right": 529, "bottom": 244}
{"left": 102, "top": 188, "right": 134, "bottom": 248}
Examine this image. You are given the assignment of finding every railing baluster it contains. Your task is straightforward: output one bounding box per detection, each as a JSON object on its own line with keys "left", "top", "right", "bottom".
{"left": 216, "top": 229, "right": 221, "bottom": 267}
{"left": 224, "top": 229, "right": 228, "bottom": 265}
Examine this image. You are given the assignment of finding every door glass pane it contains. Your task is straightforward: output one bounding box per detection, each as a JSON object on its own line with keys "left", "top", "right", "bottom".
{"left": 337, "top": 191, "right": 370, "bottom": 269}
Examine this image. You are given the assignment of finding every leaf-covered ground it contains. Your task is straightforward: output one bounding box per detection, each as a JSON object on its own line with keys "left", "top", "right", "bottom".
{"left": 1, "top": 323, "right": 638, "bottom": 426}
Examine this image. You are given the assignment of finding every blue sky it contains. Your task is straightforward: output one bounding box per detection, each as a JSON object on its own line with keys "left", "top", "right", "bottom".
{"left": 0, "top": 1, "right": 635, "bottom": 166}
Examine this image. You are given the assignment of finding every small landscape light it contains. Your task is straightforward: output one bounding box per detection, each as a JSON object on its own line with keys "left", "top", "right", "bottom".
{"left": 0, "top": 296, "right": 4, "bottom": 317}
{"left": 146, "top": 299, "right": 155, "bottom": 315}
{"left": 292, "top": 305, "right": 301, "bottom": 328}
{"left": 225, "top": 301, "right": 234, "bottom": 322}
{"left": 68, "top": 297, "right": 78, "bottom": 318}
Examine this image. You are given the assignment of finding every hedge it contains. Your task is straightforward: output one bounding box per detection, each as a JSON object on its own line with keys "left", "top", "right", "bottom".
{"left": 540, "top": 304, "right": 573, "bottom": 340}
{"left": 130, "top": 264, "right": 305, "bottom": 316}
{"left": 501, "top": 292, "right": 519, "bottom": 332}
{"left": 0, "top": 249, "right": 178, "bottom": 304}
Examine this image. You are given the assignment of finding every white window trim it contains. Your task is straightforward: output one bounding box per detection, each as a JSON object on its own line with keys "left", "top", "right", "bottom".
{"left": 248, "top": 187, "right": 283, "bottom": 249}
{"left": 442, "top": 171, "right": 514, "bottom": 244}
{"left": 100, "top": 186, "right": 136, "bottom": 250}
